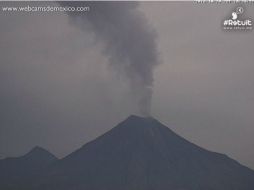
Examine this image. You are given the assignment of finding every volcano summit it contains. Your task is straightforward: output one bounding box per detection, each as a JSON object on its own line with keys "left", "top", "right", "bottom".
{"left": 1, "top": 115, "right": 254, "bottom": 190}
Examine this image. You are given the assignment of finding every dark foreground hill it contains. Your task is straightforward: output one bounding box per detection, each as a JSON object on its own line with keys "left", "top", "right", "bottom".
{"left": 1, "top": 115, "right": 254, "bottom": 190}
{"left": 0, "top": 146, "right": 57, "bottom": 189}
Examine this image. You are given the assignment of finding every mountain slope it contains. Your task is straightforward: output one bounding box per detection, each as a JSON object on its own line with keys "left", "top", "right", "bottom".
{"left": 33, "top": 115, "right": 254, "bottom": 190}
{"left": 0, "top": 146, "right": 57, "bottom": 189}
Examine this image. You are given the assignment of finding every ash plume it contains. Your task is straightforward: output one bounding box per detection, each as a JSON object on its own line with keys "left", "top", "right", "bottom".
{"left": 59, "top": 2, "right": 160, "bottom": 116}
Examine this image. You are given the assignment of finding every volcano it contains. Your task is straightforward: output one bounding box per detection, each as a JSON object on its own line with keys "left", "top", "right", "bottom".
{"left": 1, "top": 115, "right": 254, "bottom": 190}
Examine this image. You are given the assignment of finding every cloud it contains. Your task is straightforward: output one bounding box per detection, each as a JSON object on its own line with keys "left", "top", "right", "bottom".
{"left": 59, "top": 2, "right": 160, "bottom": 116}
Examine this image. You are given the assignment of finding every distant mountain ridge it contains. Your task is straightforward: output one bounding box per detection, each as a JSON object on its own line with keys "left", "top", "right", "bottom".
{"left": 1, "top": 115, "right": 254, "bottom": 190}
{"left": 0, "top": 146, "right": 57, "bottom": 189}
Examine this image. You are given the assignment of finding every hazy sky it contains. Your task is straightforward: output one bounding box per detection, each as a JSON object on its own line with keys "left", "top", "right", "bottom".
{"left": 0, "top": 2, "right": 254, "bottom": 169}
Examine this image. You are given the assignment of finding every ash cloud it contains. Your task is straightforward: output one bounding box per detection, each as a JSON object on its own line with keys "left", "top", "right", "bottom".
{"left": 59, "top": 2, "right": 160, "bottom": 116}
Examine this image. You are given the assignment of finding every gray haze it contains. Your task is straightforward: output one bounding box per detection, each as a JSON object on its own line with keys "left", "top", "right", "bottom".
{"left": 60, "top": 2, "right": 159, "bottom": 116}
{"left": 0, "top": 2, "right": 254, "bottom": 169}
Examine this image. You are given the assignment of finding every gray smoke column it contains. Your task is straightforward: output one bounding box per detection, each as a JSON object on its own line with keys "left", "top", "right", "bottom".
{"left": 59, "top": 2, "right": 160, "bottom": 116}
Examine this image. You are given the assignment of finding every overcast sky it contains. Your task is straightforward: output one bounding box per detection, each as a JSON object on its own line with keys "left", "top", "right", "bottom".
{"left": 0, "top": 2, "right": 254, "bottom": 169}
